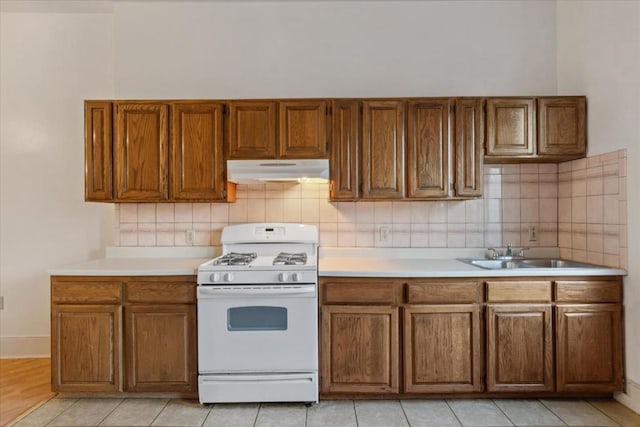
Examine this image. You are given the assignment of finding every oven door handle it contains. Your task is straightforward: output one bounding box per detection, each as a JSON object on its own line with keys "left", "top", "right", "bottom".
{"left": 198, "top": 286, "right": 316, "bottom": 297}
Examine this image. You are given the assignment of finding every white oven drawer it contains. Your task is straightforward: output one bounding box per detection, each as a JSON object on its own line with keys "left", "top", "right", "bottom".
{"left": 198, "top": 373, "right": 318, "bottom": 403}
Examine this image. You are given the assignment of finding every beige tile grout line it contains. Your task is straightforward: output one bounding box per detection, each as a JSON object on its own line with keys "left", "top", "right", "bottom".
{"left": 443, "top": 399, "right": 467, "bottom": 427}
{"left": 95, "top": 398, "right": 125, "bottom": 426}
{"left": 8, "top": 394, "right": 59, "bottom": 427}
{"left": 585, "top": 400, "right": 623, "bottom": 427}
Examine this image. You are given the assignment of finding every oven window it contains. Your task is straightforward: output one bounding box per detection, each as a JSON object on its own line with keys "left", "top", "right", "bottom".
{"left": 227, "top": 306, "right": 287, "bottom": 331}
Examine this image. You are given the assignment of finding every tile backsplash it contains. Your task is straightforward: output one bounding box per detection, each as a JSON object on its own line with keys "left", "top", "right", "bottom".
{"left": 558, "top": 149, "right": 627, "bottom": 269}
{"left": 114, "top": 164, "right": 560, "bottom": 250}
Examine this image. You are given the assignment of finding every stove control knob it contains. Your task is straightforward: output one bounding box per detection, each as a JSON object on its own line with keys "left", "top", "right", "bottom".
{"left": 224, "top": 273, "right": 234, "bottom": 282}
{"left": 292, "top": 273, "right": 302, "bottom": 282}
{"left": 278, "top": 272, "right": 289, "bottom": 282}
{"left": 209, "top": 273, "right": 220, "bottom": 282}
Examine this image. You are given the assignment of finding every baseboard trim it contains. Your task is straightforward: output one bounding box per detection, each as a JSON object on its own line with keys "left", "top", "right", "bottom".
{"left": 615, "top": 379, "right": 640, "bottom": 414}
{"left": 0, "top": 336, "right": 50, "bottom": 358}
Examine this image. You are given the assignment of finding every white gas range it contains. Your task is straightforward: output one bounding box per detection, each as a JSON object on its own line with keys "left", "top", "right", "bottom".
{"left": 196, "top": 223, "right": 319, "bottom": 404}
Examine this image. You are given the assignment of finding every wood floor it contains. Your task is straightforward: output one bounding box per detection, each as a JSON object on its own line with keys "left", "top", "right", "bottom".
{"left": 0, "top": 358, "right": 55, "bottom": 427}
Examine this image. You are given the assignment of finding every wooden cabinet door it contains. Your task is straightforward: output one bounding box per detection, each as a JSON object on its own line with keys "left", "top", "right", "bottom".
{"left": 114, "top": 103, "right": 169, "bottom": 200}
{"left": 361, "top": 100, "right": 404, "bottom": 199}
{"left": 52, "top": 304, "right": 121, "bottom": 392}
{"left": 279, "top": 100, "right": 329, "bottom": 158}
{"left": 455, "top": 98, "right": 484, "bottom": 197}
{"left": 486, "top": 98, "right": 536, "bottom": 157}
{"left": 538, "top": 97, "right": 586, "bottom": 157}
{"left": 404, "top": 305, "right": 482, "bottom": 393}
{"left": 171, "top": 102, "right": 225, "bottom": 201}
{"left": 406, "top": 99, "right": 451, "bottom": 198}
{"left": 329, "top": 100, "right": 360, "bottom": 200}
{"left": 227, "top": 100, "right": 277, "bottom": 159}
{"left": 556, "top": 304, "right": 623, "bottom": 392}
{"left": 486, "top": 304, "right": 553, "bottom": 392}
{"left": 125, "top": 304, "right": 196, "bottom": 393}
{"left": 85, "top": 101, "right": 113, "bottom": 201}
{"left": 321, "top": 305, "right": 399, "bottom": 394}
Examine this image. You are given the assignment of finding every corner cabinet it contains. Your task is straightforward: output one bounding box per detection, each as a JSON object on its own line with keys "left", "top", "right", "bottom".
{"left": 319, "top": 276, "right": 623, "bottom": 398}
{"left": 51, "top": 276, "right": 197, "bottom": 396}
{"left": 485, "top": 96, "right": 586, "bottom": 163}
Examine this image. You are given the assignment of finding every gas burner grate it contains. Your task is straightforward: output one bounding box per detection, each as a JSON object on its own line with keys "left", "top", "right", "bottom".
{"left": 273, "top": 252, "right": 308, "bottom": 266}
{"left": 213, "top": 252, "right": 257, "bottom": 266}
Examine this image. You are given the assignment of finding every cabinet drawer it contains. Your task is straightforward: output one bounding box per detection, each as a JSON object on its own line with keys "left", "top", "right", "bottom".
{"left": 321, "top": 280, "right": 399, "bottom": 304}
{"left": 125, "top": 282, "right": 196, "bottom": 304}
{"left": 486, "top": 281, "right": 552, "bottom": 302}
{"left": 556, "top": 280, "right": 621, "bottom": 303}
{"left": 52, "top": 282, "right": 121, "bottom": 304}
{"left": 406, "top": 281, "right": 481, "bottom": 304}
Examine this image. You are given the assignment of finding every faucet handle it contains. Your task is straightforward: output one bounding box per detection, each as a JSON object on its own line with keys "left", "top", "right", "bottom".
{"left": 518, "top": 247, "right": 530, "bottom": 257}
{"left": 487, "top": 248, "right": 498, "bottom": 259}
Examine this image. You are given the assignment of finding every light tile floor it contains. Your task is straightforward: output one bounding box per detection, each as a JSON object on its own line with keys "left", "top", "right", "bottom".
{"left": 11, "top": 397, "right": 640, "bottom": 427}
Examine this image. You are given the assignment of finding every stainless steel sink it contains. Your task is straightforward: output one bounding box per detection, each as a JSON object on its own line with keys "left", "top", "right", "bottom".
{"left": 458, "top": 258, "right": 597, "bottom": 270}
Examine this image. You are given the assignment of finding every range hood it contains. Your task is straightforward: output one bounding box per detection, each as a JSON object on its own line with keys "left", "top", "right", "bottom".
{"left": 227, "top": 159, "right": 329, "bottom": 184}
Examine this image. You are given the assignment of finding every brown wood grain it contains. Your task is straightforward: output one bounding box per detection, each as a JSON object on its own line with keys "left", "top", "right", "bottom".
{"left": 556, "top": 304, "right": 623, "bottom": 392}
{"left": 330, "top": 99, "right": 360, "bottom": 200}
{"left": 486, "top": 281, "right": 552, "bottom": 302}
{"left": 361, "top": 100, "right": 405, "bottom": 199}
{"left": 538, "top": 96, "right": 586, "bottom": 158}
{"left": 227, "top": 100, "right": 277, "bottom": 158}
{"left": 455, "top": 98, "right": 484, "bottom": 197}
{"left": 114, "top": 102, "right": 169, "bottom": 201}
{"left": 403, "top": 304, "right": 482, "bottom": 393}
{"left": 320, "top": 278, "right": 402, "bottom": 305}
{"left": 486, "top": 98, "right": 536, "bottom": 157}
{"left": 406, "top": 98, "right": 451, "bottom": 198}
{"left": 320, "top": 305, "right": 400, "bottom": 394}
{"left": 124, "top": 304, "right": 197, "bottom": 393}
{"left": 170, "top": 102, "right": 226, "bottom": 201}
{"left": 556, "top": 279, "right": 621, "bottom": 303}
{"left": 486, "top": 304, "right": 554, "bottom": 392}
{"left": 124, "top": 282, "right": 195, "bottom": 304}
{"left": 279, "top": 100, "right": 329, "bottom": 158}
{"left": 405, "top": 281, "right": 482, "bottom": 304}
{"left": 52, "top": 282, "right": 122, "bottom": 304}
{"left": 51, "top": 304, "right": 121, "bottom": 392}
{"left": 84, "top": 101, "right": 113, "bottom": 201}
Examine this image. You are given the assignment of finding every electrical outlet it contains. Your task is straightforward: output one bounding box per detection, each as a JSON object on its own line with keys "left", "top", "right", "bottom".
{"left": 528, "top": 226, "right": 538, "bottom": 242}
{"left": 379, "top": 226, "right": 391, "bottom": 242}
{"left": 186, "top": 229, "right": 194, "bottom": 245}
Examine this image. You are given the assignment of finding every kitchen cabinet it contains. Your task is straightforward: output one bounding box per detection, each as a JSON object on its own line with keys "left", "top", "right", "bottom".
{"left": 329, "top": 100, "right": 360, "bottom": 200}
{"left": 361, "top": 100, "right": 405, "bottom": 199}
{"left": 279, "top": 100, "right": 329, "bottom": 158}
{"left": 51, "top": 276, "right": 197, "bottom": 396}
{"left": 454, "top": 98, "right": 484, "bottom": 197}
{"left": 227, "top": 100, "right": 277, "bottom": 159}
{"left": 171, "top": 102, "right": 227, "bottom": 201}
{"left": 406, "top": 98, "right": 451, "bottom": 198}
{"left": 114, "top": 102, "right": 169, "bottom": 201}
{"left": 85, "top": 101, "right": 113, "bottom": 201}
{"left": 485, "top": 281, "right": 554, "bottom": 392}
{"left": 403, "top": 281, "right": 482, "bottom": 393}
{"left": 555, "top": 280, "right": 623, "bottom": 392}
{"left": 485, "top": 96, "right": 587, "bottom": 162}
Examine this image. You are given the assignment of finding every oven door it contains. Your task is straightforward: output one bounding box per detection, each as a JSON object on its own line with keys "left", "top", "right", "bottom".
{"left": 197, "top": 284, "right": 318, "bottom": 373}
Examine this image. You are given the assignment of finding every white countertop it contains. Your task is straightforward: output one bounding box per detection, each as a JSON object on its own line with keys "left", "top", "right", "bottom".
{"left": 48, "top": 246, "right": 218, "bottom": 276}
{"left": 318, "top": 248, "right": 627, "bottom": 278}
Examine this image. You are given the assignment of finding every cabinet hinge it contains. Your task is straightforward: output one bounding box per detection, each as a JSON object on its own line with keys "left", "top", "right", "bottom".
{"left": 223, "top": 188, "right": 227, "bottom": 199}
{"left": 326, "top": 105, "right": 331, "bottom": 115}
{"left": 222, "top": 105, "right": 228, "bottom": 115}
{"left": 450, "top": 104, "right": 455, "bottom": 114}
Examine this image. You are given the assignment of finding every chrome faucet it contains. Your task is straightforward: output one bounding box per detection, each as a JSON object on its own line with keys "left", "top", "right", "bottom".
{"left": 505, "top": 242, "right": 513, "bottom": 257}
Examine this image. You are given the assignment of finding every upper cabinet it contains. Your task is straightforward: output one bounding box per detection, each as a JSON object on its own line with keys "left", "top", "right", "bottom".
{"left": 171, "top": 102, "right": 227, "bottom": 201}
{"left": 279, "top": 100, "right": 329, "bottom": 158}
{"left": 227, "top": 99, "right": 329, "bottom": 159}
{"left": 455, "top": 98, "right": 484, "bottom": 197}
{"left": 361, "top": 100, "right": 405, "bottom": 199}
{"left": 227, "top": 100, "right": 277, "bottom": 159}
{"left": 406, "top": 98, "right": 451, "bottom": 198}
{"left": 114, "top": 102, "right": 169, "bottom": 201}
{"left": 329, "top": 100, "right": 360, "bottom": 200}
{"left": 85, "top": 101, "right": 113, "bottom": 201}
{"left": 485, "top": 96, "right": 586, "bottom": 163}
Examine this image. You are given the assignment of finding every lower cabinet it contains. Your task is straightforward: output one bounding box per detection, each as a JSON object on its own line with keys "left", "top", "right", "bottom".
{"left": 319, "top": 276, "right": 624, "bottom": 398}
{"left": 51, "top": 276, "right": 197, "bottom": 395}
{"left": 320, "top": 305, "right": 399, "bottom": 394}
{"left": 486, "top": 304, "right": 553, "bottom": 392}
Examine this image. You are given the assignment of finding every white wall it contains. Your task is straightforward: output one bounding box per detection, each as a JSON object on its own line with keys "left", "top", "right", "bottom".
{"left": 557, "top": 0, "right": 640, "bottom": 411}
{"left": 113, "top": 0, "right": 557, "bottom": 98}
{"left": 0, "top": 6, "right": 115, "bottom": 356}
